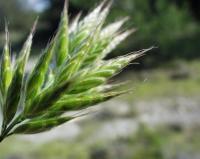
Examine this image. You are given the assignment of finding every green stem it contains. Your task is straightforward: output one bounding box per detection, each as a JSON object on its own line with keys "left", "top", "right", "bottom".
{"left": 5, "top": 116, "right": 22, "bottom": 134}
{"left": 0, "top": 115, "right": 24, "bottom": 141}
{"left": 1, "top": 121, "right": 7, "bottom": 136}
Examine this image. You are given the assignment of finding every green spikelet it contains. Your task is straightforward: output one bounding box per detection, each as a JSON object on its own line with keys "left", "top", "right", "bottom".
{"left": 24, "top": 37, "right": 91, "bottom": 117}
{"left": 68, "top": 49, "right": 149, "bottom": 94}
{"left": 3, "top": 21, "right": 36, "bottom": 125}
{"left": 54, "top": 1, "right": 69, "bottom": 67}
{"left": 69, "top": 0, "right": 109, "bottom": 56}
{"left": 13, "top": 116, "right": 74, "bottom": 134}
{"left": 49, "top": 90, "right": 129, "bottom": 114}
{"left": 57, "top": 33, "right": 94, "bottom": 84}
{"left": 0, "top": 1, "right": 152, "bottom": 142}
{"left": 25, "top": 40, "right": 54, "bottom": 107}
{"left": 0, "top": 26, "right": 12, "bottom": 97}
{"left": 44, "top": 68, "right": 55, "bottom": 89}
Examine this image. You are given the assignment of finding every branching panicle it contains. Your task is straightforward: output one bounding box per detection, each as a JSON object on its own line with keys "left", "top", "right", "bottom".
{"left": 0, "top": 0, "right": 152, "bottom": 142}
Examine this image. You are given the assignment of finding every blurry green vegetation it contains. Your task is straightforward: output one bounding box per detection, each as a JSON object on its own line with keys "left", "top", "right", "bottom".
{"left": 130, "top": 126, "right": 164, "bottom": 159}
{"left": 0, "top": 0, "right": 37, "bottom": 52}
{"left": 0, "top": 0, "right": 36, "bottom": 31}
{"left": 0, "top": 125, "right": 200, "bottom": 159}
{"left": 118, "top": 60, "right": 200, "bottom": 101}
{"left": 0, "top": 0, "right": 200, "bottom": 67}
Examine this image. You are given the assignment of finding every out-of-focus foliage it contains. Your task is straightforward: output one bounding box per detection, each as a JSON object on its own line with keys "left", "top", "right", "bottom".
{"left": 115, "top": 0, "right": 200, "bottom": 66}
{"left": 1, "top": 123, "right": 200, "bottom": 159}
{"left": 0, "top": 0, "right": 199, "bottom": 66}
{"left": 0, "top": 0, "right": 35, "bottom": 30}
{"left": 0, "top": 0, "right": 36, "bottom": 48}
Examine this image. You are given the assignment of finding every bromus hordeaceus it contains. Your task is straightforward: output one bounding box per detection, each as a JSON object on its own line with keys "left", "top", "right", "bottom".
{"left": 0, "top": 0, "right": 152, "bottom": 142}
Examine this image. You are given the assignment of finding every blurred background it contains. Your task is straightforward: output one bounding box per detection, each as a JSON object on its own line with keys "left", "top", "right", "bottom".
{"left": 0, "top": 0, "right": 200, "bottom": 158}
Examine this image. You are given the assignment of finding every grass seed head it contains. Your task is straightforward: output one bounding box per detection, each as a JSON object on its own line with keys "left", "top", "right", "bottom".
{"left": 0, "top": 0, "right": 152, "bottom": 141}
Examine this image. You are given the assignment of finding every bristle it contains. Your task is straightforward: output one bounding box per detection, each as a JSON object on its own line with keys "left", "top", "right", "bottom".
{"left": 101, "top": 30, "right": 135, "bottom": 58}
{"left": 30, "top": 17, "right": 39, "bottom": 35}
{"left": 5, "top": 23, "right": 9, "bottom": 44}
{"left": 69, "top": 13, "right": 82, "bottom": 33}
{"left": 129, "top": 47, "right": 155, "bottom": 58}
{"left": 64, "top": 0, "right": 68, "bottom": 13}
{"left": 101, "top": 17, "right": 129, "bottom": 37}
